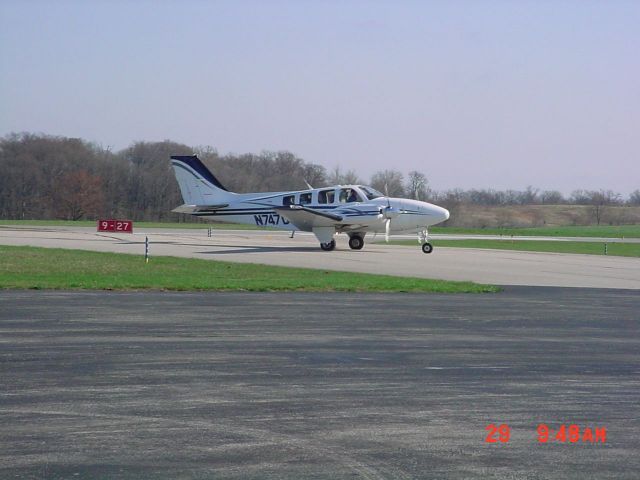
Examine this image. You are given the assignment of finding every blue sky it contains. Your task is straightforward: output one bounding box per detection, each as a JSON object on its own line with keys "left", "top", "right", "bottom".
{"left": 1, "top": 0, "right": 638, "bottom": 194}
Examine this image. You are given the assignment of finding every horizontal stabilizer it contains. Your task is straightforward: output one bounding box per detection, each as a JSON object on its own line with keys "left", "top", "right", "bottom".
{"left": 172, "top": 204, "right": 229, "bottom": 214}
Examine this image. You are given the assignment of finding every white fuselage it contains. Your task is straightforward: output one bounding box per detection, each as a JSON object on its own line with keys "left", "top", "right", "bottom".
{"left": 192, "top": 185, "right": 449, "bottom": 235}
{"left": 170, "top": 155, "right": 449, "bottom": 251}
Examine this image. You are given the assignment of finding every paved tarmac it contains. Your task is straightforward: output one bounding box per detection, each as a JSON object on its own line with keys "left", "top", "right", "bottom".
{"left": 1, "top": 226, "right": 639, "bottom": 289}
{"left": 1, "top": 288, "right": 639, "bottom": 479}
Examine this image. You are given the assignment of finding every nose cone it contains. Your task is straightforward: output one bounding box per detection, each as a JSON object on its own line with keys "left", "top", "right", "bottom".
{"left": 404, "top": 199, "right": 450, "bottom": 224}
{"left": 427, "top": 204, "right": 449, "bottom": 224}
{"left": 439, "top": 206, "right": 450, "bottom": 222}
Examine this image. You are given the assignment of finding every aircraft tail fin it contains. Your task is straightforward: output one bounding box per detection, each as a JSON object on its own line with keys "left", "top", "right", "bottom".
{"left": 170, "top": 155, "right": 234, "bottom": 205}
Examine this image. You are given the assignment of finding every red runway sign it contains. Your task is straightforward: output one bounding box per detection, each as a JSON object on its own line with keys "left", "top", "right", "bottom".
{"left": 97, "top": 219, "right": 133, "bottom": 233}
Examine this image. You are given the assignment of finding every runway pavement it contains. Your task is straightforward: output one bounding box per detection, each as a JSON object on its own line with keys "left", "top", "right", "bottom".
{"left": 1, "top": 225, "right": 639, "bottom": 289}
{"left": 1, "top": 288, "right": 638, "bottom": 479}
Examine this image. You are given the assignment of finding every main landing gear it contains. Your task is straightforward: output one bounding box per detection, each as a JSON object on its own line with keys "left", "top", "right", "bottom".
{"left": 419, "top": 228, "right": 433, "bottom": 254}
{"left": 319, "top": 234, "right": 365, "bottom": 251}
{"left": 320, "top": 239, "right": 336, "bottom": 251}
{"left": 348, "top": 234, "right": 364, "bottom": 250}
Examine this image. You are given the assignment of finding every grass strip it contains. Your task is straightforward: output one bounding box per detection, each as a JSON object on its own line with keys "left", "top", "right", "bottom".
{"left": 430, "top": 225, "right": 640, "bottom": 238}
{"left": 390, "top": 239, "right": 640, "bottom": 257}
{"left": 0, "top": 245, "right": 497, "bottom": 293}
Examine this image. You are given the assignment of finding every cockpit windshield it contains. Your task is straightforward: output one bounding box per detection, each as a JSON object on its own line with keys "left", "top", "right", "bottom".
{"left": 359, "top": 186, "right": 385, "bottom": 200}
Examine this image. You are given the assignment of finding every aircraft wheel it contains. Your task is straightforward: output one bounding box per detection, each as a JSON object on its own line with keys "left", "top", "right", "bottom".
{"left": 348, "top": 235, "right": 364, "bottom": 250}
{"left": 421, "top": 242, "right": 433, "bottom": 254}
{"left": 320, "top": 240, "right": 336, "bottom": 251}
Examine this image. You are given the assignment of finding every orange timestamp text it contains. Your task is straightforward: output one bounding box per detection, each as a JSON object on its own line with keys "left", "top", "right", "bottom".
{"left": 485, "top": 423, "right": 606, "bottom": 444}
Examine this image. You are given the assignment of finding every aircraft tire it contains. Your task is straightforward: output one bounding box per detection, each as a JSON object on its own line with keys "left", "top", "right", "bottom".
{"left": 421, "top": 242, "right": 433, "bottom": 254}
{"left": 320, "top": 240, "right": 336, "bottom": 251}
{"left": 348, "top": 235, "right": 364, "bottom": 250}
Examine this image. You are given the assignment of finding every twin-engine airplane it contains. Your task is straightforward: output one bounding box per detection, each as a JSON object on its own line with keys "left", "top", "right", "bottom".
{"left": 170, "top": 155, "right": 450, "bottom": 253}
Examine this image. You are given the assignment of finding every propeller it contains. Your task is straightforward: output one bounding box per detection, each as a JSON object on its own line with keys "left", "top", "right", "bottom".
{"left": 385, "top": 215, "right": 391, "bottom": 242}
{"left": 379, "top": 185, "right": 399, "bottom": 242}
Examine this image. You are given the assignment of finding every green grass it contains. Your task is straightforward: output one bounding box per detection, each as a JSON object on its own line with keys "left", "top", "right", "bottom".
{"left": 0, "top": 245, "right": 497, "bottom": 293}
{"left": 391, "top": 239, "right": 640, "bottom": 257}
{"left": 430, "top": 225, "right": 640, "bottom": 238}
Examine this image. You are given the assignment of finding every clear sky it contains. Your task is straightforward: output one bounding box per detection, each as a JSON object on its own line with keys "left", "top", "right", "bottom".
{"left": 1, "top": 0, "right": 638, "bottom": 194}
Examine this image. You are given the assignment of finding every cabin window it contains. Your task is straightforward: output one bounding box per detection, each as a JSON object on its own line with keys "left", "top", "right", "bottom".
{"left": 282, "top": 195, "right": 295, "bottom": 206}
{"left": 318, "top": 189, "right": 335, "bottom": 204}
{"left": 339, "top": 188, "right": 362, "bottom": 203}
{"left": 299, "top": 192, "right": 312, "bottom": 205}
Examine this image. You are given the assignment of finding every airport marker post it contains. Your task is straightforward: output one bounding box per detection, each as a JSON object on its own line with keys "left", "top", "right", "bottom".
{"left": 97, "top": 219, "right": 133, "bottom": 233}
{"left": 145, "top": 236, "right": 149, "bottom": 263}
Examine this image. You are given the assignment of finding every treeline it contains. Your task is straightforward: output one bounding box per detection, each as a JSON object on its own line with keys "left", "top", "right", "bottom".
{"left": 430, "top": 186, "right": 638, "bottom": 207}
{"left": 1, "top": 133, "right": 638, "bottom": 222}
{"left": 0, "top": 133, "right": 330, "bottom": 221}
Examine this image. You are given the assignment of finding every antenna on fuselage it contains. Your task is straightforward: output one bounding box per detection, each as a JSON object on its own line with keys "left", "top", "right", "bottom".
{"left": 304, "top": 179, "right": 313, "bottom": 189}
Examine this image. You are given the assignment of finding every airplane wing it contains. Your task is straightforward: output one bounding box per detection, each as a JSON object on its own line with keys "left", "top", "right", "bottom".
{"left": 275, "top": 205, "right": 343, "bottom": 231}
{"left": 276, "top": 204, "right": 379, "bottom": 229}
{"left": 172, "top": 203, "right": 229, "bottom": 214}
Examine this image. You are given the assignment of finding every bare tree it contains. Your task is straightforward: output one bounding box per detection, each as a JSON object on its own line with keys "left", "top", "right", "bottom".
{"left": 628, "top": 189, "right": 640, "bottom": 206}
{"left": 302, "top": 164, "right": 327, "bottom": 188}
{"left": 570, "top": 190, "right": 591, "bottom": 204}
{"left": 519, "top": 185, "right": 540, "bottom": 205}
{"left": 540, "top": 190, "right": 565, "bottom": 204}
{"left": 571, "top": 190, "right": 622, "bottom": 225}
{"left": 592, "top": 195, "right": 606, "bottom": 226}
{"left": 370, "top": 170, "right": 405, "bottom": 197}
{"left": 328, "top": 166, "right": 361, "bottom": 185}
{"left": 405, "top": 171, "right": 430, "bottom": 200}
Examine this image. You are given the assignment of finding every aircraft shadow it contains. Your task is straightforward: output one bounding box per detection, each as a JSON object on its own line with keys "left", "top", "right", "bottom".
{"left": 117, "top": 241, "right": 223, "bottom": 248}
{"left": 197, "top": 245, "right": 328, "bottom": 255}
{"left": 115, "top": 240, "right": 334, "bottom": 254}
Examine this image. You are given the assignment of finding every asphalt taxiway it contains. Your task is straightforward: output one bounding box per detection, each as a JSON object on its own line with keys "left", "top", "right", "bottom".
{"left": 1, "top": 226, "right": 639, "bottom": 289}
{"left": 1, "top": 288, "right": 638, "bottom": 479}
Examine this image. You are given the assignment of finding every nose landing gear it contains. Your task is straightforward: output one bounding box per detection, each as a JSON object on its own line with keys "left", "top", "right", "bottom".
{"left": 418, "top": 228, "right": 433, "bottom": 254}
